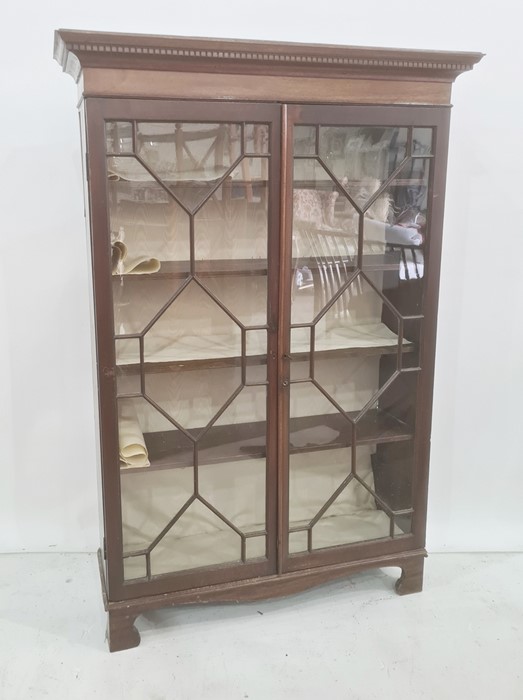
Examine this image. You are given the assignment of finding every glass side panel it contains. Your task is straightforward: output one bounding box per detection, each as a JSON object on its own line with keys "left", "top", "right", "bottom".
{"left": 288, "top": 123, "right": 429, "bottom": 555}
{"left": 108, "top": 120, "right": 272, "bottom": 581}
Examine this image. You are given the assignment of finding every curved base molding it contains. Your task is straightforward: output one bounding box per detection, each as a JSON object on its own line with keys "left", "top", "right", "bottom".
{"left": 98, "top": 548, "right": 426, "bottom": 651}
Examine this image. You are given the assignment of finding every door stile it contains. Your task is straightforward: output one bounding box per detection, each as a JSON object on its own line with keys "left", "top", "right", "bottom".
{"left": 276, "top": 103, "right": 295, "bottom": 573}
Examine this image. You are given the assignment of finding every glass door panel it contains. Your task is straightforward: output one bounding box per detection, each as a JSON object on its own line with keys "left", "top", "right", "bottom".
{"left": 288, "top": 113, "right": 432, "bottom": 560}
{"left": 106, "top": 115, "right": 275, "bottom": 583}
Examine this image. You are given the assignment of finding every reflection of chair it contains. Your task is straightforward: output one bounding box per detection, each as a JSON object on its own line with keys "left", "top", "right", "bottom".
{"left": 293, "top": 188, "right": 382, "bottom": 320}
{"left": 387, "top": 244, "right": 424, "bottom": 281}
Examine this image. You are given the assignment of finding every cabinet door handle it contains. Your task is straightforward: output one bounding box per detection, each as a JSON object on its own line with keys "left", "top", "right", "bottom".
{"left": 282, "top": 380, "right": 289, "bottom": 388}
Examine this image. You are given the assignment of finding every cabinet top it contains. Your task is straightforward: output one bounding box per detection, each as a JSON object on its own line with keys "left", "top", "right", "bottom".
{"left": 54, "top": 29, "right": 483, "bottom": 85}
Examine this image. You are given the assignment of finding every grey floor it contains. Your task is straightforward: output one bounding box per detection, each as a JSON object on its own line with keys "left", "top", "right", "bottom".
{"left": 0, "top": 553, "right": 522, "bottom": 699}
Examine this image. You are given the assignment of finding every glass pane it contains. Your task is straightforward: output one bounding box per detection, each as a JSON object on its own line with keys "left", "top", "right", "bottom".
{"left": 412, "top": 128, "right": 433, "bottom": 156}
{"left": 198, "top": 459, "right": 266, "bottom": 532}
{"left": 118, "top": 397, "right": 194, "bottom": 471}
{"left": 313, "top": 272, "right": 401, "bottom": 356}
{"left": 294, "top": 126, "right": 316, "bottom": 155}
{"left": 288, "top": 530, "right": 308, "bottom": 554}
{"left": 136, "top": 122, "right": 242, "bottom": 212}
{"left": 123, "top": 555, "right": 147, "bottom": 581}
{"left": 289, "top": 447, "right": 352, "bottom": 539}
{"left": 289, "top": 382, "right": 351, "bottom": 455}
{"left": 142, "top": 280, "right": 242, "bottom": 367}
{"left": 194, "top": 160, "right": 268, "bottom": 263}
{"left": 195, "top": 275, "right": 267, "bottom": 327}
{"left": 244, "top": 124, "right": 269, "bottom": 155}
{"left": 150, "top": 499, "right": 242, "bottom": 575}
{"left": 245, "top": 535, "right": 267, "bottom": 559}
{"left": 318, "top": 126, "right": 408, "bottom": 185}
{"left": 121, "top": 466, "right": 193, "bottom": 580}
{"left": 371, "top": 440, "right": 414, "bottom": 536}
{"left": 197, "top": 385, "right": 267, "bottom": 463}
{"left": 246, "top": 329, "right": 267, "bottom": 384}
{"left": 144, "top": 365, "right": 242, "bottom": 430}
{"left": 115, "top": 338, "right": 141, "bottom": 396}
{"left": 289, "top": 327, "right": 310, "bottom": 381}
{"left": 105, "top": 121, "right": 133, "bottom": 154}
{"left": 107, "top": 160, "right": 191, "bottom": 264}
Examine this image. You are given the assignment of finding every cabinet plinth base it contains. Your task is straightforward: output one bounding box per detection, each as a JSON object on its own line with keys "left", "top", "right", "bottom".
{"left": 395, "top": 554, "right": 425, "bottom": 595}
{"left": 98, "top": 548, "right": 427, "bottom": 651}
{"left": 106, "top": 610, "right": 141, "bottom": 652}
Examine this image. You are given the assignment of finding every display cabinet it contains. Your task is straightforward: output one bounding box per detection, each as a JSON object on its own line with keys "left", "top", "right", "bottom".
{"left": 54, "top": 29, "right": 482, "bottom": 651}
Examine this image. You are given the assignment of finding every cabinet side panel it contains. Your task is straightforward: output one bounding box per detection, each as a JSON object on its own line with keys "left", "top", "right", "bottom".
{"left": 84, "top": 99, "right": 124, "bottom": 595}
{"left": 79, "top": 102, "right": 106, "bottom": 570}
{"left": 410, "top": 108, "right": 451, "bottom": 548}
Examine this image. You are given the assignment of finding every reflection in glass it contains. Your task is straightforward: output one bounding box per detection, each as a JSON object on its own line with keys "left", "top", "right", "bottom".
{"left": 244, "top": 124, "right": 269, "bottom": 154}
{"left": 136, "top": 122, "right": 242, "bottom": 212}
{"left": 107, "top": 158, "right": 191, "bottom": 268}
{"left": 105, "top": 121, "right": 133, "bottom": 154}
{"left": 194, "top": 158, "right": 268, "bottom": 262}
{"left": 294, "top": 126, "right": 316, "bottom": 155}
{"left": 412, "top": 128, "right": 433, "bottom": 156}
{"left": 319, "top": 126, "right": 408, "bottom": 185}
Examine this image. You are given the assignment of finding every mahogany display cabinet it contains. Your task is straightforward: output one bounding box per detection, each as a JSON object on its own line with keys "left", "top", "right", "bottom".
{"left": 54, "top": 29, "right": 482, "bottom": 651}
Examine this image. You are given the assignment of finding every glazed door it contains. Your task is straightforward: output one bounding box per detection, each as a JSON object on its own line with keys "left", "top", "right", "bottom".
{"left": 86, "top": 100, "right": 281, "bottom": 599}
{"left": 281, "top": 105, "right": 450, "bottom": 571}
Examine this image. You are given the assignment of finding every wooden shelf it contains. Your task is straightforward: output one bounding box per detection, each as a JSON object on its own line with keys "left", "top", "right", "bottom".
{"left": 297, "top": 251, "right": 403, "bottom": 273}
{"left": 112, "top": 259, "right": 269, "bottom": 280}
{"left": 117, "top": 341, "right": 413, "bottom": 374}
{"left": 121, "top": 409, "right": 413, "bottom": 474}
{"left": 110, "top": 252, "right": 404, "bottom": 281}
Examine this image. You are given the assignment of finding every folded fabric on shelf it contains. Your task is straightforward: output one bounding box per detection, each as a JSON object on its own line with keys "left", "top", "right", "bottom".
{"left": 111, "top": 238, "right": 161, "bottom": 275}
{"left": 118, "top": 402, "right": 150, "bottom": 469}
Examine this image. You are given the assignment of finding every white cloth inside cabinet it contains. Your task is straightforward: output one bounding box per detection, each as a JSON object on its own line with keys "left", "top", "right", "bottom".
{"left": 118, "top": 402, "right": 150, "bottom": 469}
{"left": 121, "top": 447, "right": 392, "bottom": 579}
{"left": 108, "top": 172, "right": 268, "bottom": 262}
{"left": 111, "top": 239, "right": 161, "bottom": 275}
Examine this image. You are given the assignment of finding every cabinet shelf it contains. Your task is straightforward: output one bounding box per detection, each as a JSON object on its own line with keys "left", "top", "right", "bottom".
{"left": 296, "top": 251, "right": 404, "bottom": 273}
{"left": 118, "top": 341, "right": 413, "bottom": 374}
{"left": 111, "top": 252, "right": 405, "bottom": 281}
{"left": 121, "top": 409, "right": 413, "bottom": 474}
{"left": 116, "top": 323, "right": 412, "bottom": 374}
{"left": 112, "top": 259, "right": 269, "bottom": 280}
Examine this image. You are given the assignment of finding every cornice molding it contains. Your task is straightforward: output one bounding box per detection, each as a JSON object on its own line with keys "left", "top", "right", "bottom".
{"left": 54, "top": 29, "right": 484, "bottom": 84}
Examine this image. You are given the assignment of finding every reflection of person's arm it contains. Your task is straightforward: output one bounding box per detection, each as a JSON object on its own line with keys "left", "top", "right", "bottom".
{"left": 385, "top": 224, "right": 422, "bottom": 246}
